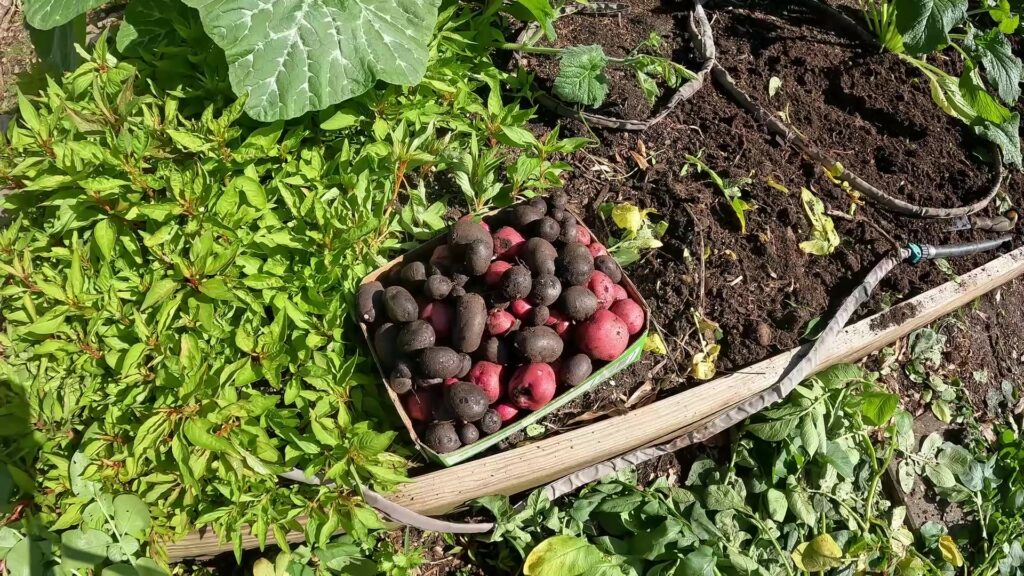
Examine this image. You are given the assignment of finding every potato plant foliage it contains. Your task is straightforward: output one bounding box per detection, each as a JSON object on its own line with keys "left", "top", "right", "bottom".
{"left": 0, "top": 4, "right": 559, "bottom": 566}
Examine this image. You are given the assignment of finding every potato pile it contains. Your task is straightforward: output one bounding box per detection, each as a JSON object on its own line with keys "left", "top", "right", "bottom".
{"left": 357, "top": 193, "right": 646, "bottom": 454}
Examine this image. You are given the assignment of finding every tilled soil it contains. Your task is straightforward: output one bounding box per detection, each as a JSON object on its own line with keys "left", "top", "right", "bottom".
{"left": 488, "top": 0, "right": 1018, "bottom": 447}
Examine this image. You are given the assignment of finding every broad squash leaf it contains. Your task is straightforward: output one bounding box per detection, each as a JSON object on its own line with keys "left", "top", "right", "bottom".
{"left": 182, "top": 0, "right": 443, "bottom": 121}
{"left": 23, "top": 0, "right": 106, "bottom": 29}
{"left": 894, "top": 0, "right": 967, "bottom": 55}
{"left": 964, "top": 28, "right": 1023, "bottom": 105}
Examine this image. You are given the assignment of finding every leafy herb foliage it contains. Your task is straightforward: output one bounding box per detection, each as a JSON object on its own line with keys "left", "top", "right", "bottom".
{"left": 0, "top": 2, "right": 568, "bottom": 568}
{"left": 473, "top": 364, "right": 931, "bottom": 575}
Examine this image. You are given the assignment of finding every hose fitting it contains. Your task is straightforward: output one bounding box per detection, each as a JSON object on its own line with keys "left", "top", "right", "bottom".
{"left": 905, "top": 236, "right": 1012, "bottom": 265}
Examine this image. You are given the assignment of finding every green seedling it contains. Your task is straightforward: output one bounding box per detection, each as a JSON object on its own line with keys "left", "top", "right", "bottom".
{"left": 683, "top": 153, "right": 755, "bottom": 234}
{"left": 504, "top": 41, "right": 695, "bottom": 108}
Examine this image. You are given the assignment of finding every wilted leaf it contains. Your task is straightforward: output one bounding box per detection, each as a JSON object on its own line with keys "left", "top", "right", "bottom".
{"left": 792, "top": 534, "right": 844, "bottom": 571}
{"left": 798, "top": 188, "right": 839, "bottom": 256}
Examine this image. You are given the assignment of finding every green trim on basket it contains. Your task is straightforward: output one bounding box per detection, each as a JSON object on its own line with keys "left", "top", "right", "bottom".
{"left": 426, "top": 330, "right": 650, "bottom": 466}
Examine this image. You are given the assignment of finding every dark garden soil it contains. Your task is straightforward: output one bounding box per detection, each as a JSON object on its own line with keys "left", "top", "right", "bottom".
{"left": 482, "top": 0, "right": 1020, "bottom": 446}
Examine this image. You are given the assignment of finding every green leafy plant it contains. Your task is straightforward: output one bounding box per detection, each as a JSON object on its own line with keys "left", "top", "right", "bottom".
{"left": 683, "top": 154, "right": 754, "bottom": 235}
{"left": 857, "top": 0, "right": 1024, "bottom": 168}
{"left": 470, "top": 364, "right": 937, "bottom": 575}
{"left": 505, "top": 38, "right": 695, "bottom": 109}
{"left": 20, "top": 0, "right": 558, "bottom": 121}
{"left": 0, "top": 3, "right": 565, "bottom": 565}
{"left": 597, "top": 202, "right": 667, "bottom": 267}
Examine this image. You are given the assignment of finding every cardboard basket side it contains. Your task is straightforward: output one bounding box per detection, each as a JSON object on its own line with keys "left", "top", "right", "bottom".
{"left": 358, "top": 208, "right": 652, "bottom": 466}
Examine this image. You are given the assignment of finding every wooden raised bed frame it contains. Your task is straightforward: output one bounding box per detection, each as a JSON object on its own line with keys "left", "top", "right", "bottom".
{"left": 165, "top": 247, "right": 1024, "bottom": 560}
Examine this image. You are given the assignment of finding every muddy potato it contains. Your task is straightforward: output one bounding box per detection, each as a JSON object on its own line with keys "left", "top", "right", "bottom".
{"left": 550, "top": 191, "right": 568, "bottom": 209}
{"left": 391, "top": 361, "right": 413, "bottom": 380}
{"left": 389, "top": 377, "right": 413, "bottom": 394}
{"left": 513, "top": 326, "right": 564, "bottom": 363}
{"left": 525, "top": 304, "right": 550, "bottom": 327}
{"left": 481, "top": 336, "right": 511, "bottom": 365}
{"left": 356, "top": 281, "right": 384, "bottom": 324}
{"left": 450, "top": 285, "right": 467, "bottom": 298}
{"left": 424, "top": 275, "right": 454, "bottom": 300}
{"left": 501, "top": 265, "right": 533, "bottom": 301}
{"left": 398, "top": 261, "right": 427, "bottom": 290}
{"left": 593, "top": 255, "right": 623, "bottom": 283}
{"left": 384, "top": 286, "right": 418, "bottom": 323}
{"left": 458, "top": 353, "right": 473, "bottom": 378}
{"left": 425, "top": 421, "right": 461, "bottom": 453}
{"left": 558, "top": 218, "right": 578, "bottom": 244}
{"left": 528, "top": 197, "right": 548, "bottom": 213}
{"left": 529, "top": 274, "right": 562, "bottom": 306}
{"left": 510, "top": 204, "right": 545, "bottom": 228}
{"left": 458, "top": 422, "right": 481, "bottom": 445}
{"left": 449, "top": 218, "right": 492, "bottom": 248}
{"left": 522, "top": 237, "right": 557, "bottom": 276}
{"left": 557, "top": 242, "right": 594, "bottom": 286}
{"left": 559, "top": 353, "right": 593, "bottom": 387}
{"left": 561, "top": 285, "right": 598, "bottom": 321}
{"left": 446, "top": 381, "right": 490, "bottom": 422}
{"left": 396, "top": 320, "right": 435, "bottom": 353}
{"left": 419, "top": 346, "right": 463, "bottom": 379}
{"left": 480, "top": 409, "right": 501, "bottom": 434}
{"left": 453, "top": 293, "right": 487, "bottom": 353}
{"left": 372, "top": 323, "right": 401, "bottom": 370}
{"left": 531, "top": 217, "right": 560, "bottom": 242}
{"left": 462, "top": 239, "right": 493, "bottom": 276}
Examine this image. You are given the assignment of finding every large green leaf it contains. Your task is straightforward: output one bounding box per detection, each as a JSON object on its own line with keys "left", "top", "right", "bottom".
{"left": 523, "top": 535, "right": 621, "bottom": 576}
{"left": 116, "top": 0, "right": 191, "bottom": 53}
{"left": 554, "top": 45, "right": 610, "bottom": 108}
{"left": 26, "top": 15, "right": 86, "bottom": 73}
{"left": 965, "top": 28, "right": 1023, "bottom": 106}
{"left": 23, "top": 0, "right": 105, "bottom": 29}
{"left": 894, "top": 0, "right": 967, "bottom": 54}
{"left": 181, "top": 0, "right": 442, "bottom": 121}
{"left": 973, "top": 113, "right": 1022, "bottom": 169}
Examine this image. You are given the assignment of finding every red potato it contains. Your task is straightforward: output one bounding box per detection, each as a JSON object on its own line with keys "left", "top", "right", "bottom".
{"left": 494, "top": 403, "right": 520, "bottom": 423}
{"left": 545, "top": 309, "right": 571, "bottom": 336}
{"left": 420, "top": 301, "right": 453, "bottom": 340}
{"left": 443, "top": 377, "right": 459, "bottom": 386}
{"left": 577, "top": 309, "right": 630, "bottom": 361}
{"left": 403, "top": 390, "right": 434, "bottom": 422}
{"left": 509, "top": 298, "right": 533, "bottom": 320}
{"left": 492, "top": 226, "right": 526, "bottom": 259}
{"left": 484, "top": 261, "right": 513, "bottom": 287}
{"left": 588, "top": 271, "right": 616, "bottom": 310}
{"left": 508, "top": 363, "right": 557, "bottom": 410}
{"left": 487, "top": 309, "right": 517, "bottom": 336}
{"left": 574, "top": 225, "right": 591, "bottom": 245}
{"left": 610, "top": 299, "right": 645, "bottom": 336}
{"left": 468, "top": 361, "right": 503, "bottom": 403}
{"left": 588, "top": 242, "right": 608, "bottom": 258}
{"left": 611, "top": 283, "right": 628, "bottom": 301}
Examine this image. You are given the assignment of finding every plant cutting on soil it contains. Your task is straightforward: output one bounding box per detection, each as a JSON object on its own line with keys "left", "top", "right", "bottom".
{"left": 2, "top": 0, "right": 1024, "bottom": 573}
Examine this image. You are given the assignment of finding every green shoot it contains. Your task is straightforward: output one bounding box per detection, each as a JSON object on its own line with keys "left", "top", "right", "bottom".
{"left": 859, "top": 0, "right": 905, "bottom": 53}
{"left": 683, "top": 154, "right": 755, "bottom": 234}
